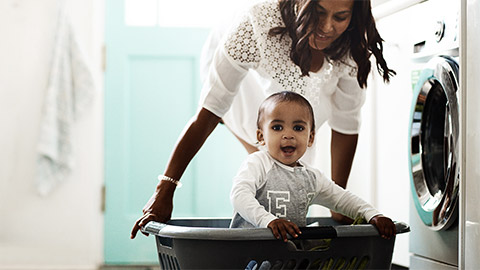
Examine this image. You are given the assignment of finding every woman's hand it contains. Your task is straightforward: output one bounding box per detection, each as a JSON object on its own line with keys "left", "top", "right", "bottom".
{"left": 130, "top": 181, "right": 177, "bottom": 239}
{"left": 267, "top": 218, "right": 302, "bottom": 242}
{"left": 369, "top": 215, "right": 396, "bottom": 239}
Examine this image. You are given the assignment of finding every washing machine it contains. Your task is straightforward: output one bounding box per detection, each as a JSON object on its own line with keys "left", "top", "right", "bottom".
{"left": 408, "top": 0, "right": 460, "bottom": 269}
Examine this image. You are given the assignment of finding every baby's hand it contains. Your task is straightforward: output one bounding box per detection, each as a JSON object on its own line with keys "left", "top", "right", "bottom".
{"left": 369, "top": 215, "right": 396, "bottom": 239}
{"left": 267, "top": 218, "right": 301, "bottom": 242}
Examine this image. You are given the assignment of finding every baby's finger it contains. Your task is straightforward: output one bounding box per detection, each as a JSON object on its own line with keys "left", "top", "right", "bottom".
{"left": 270, "top": 225, "right": 280, "bottom": 239}
{"left": 385, "top": 222, "right": 397, "bottom": 238}
{"left": 387, "top": 225, "right": 396, "bottom": 238}
{"left": 382, "top": 226, "right": 393, "bottom": 239}
{"left": 286, "top": 224, "right": 299, "bottom": 238}
{"left": 381, "top": 230, "right": 389, "bottom": 239}
{"left": 293, "top": 222, "right": 302, "bottom": 235}
{"left": 380, "top": 225, "right": 388, "bottom": 238}
{"left": 278, "top": 224, "right": 289, "bottom": 242}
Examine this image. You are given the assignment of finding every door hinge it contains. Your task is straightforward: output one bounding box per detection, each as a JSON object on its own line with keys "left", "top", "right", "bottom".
{"left": 102, "top": 44, "right": 106, "bottom": 72}
{"left": 101, "top": 185, "right": 106, "bottom": 213}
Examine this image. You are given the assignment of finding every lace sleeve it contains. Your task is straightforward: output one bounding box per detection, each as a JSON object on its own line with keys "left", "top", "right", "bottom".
{"left": 198, "top": 13, "right": 262, "bottom": 118}
{"left": 224, "top": 13, "right": 262, "bottom": 69}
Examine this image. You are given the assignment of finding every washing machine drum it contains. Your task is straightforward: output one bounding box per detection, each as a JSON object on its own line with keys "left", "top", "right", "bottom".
{"left": 409, "top": 55, "right": 459, "bottom": 231}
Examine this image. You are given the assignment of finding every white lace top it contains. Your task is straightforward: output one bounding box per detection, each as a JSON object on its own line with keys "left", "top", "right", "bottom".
{"left": 200, "top": 0, "right": 366, "bottom": 148}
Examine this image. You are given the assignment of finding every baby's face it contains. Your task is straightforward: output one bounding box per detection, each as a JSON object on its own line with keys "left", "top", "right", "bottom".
{"left": 257, "top": 101, "right": 314, "bottom": 166}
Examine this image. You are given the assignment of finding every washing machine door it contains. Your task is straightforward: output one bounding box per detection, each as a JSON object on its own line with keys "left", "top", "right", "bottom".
{"left": 409, "top": 55, "right": 459, "bottom": 231}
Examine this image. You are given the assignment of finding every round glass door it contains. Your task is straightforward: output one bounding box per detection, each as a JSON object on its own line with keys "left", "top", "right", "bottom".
{"left": 409, "top": 55, "right": 459, "bottom": 231}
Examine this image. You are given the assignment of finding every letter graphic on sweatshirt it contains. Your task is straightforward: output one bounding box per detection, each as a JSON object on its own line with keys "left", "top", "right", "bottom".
{"left": 267, "top": 191, "right": 290, "bottom": 217}
{"left": 307, "top": 192, "right": 316, "bottom": 205}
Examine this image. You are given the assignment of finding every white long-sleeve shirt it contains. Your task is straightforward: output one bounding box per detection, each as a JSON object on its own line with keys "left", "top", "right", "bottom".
{"left": 230, "top": 151, "right": 380, "bottom": 228}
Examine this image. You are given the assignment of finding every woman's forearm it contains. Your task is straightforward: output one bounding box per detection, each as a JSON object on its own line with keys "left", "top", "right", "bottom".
{"left": 163, "top": 107, "right": 221, "bottom": 180}
{"left": 131, "top": 108, "right": 221, "bottom": 237}
{"left": 330, "top": 129, "right": 358, "bottom": 188}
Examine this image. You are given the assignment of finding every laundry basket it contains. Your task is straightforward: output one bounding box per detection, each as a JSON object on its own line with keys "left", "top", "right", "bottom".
{"left": 142, "top": 217, "right": 409, "bottom": 270}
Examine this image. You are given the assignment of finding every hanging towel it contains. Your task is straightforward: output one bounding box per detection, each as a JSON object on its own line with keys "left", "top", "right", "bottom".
{"left": 35, "top": 1, "right": 95, "bottom": 196}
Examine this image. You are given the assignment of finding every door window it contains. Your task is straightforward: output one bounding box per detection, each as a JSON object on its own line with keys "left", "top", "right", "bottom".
{"left": 409, "top": 56, "right": 460, "bottom": 230}
{"left": 420, "top": 79, "right": 447, "bottom": 198}
{"left": 125, "top": 0, "right": 260, "bottom": 27}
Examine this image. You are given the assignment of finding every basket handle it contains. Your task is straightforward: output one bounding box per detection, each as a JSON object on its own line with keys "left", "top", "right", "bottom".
{"left": 141, "top": 220, "right": 410, "bottom": 240}
{"left": 296, "top": 226, "right": 337, "bottom": 239}
{"left": 141, "top": 221, "right": 167, "bottom": 235}
{"left": 334, "top": 221, "right": 410, "bottom": 238}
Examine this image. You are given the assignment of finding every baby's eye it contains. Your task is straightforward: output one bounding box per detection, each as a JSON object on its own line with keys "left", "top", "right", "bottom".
{"left": 272, "top": 125, "right": 283, "bottom": 131}
{"left": 293, "top": 125, "right": 305, "bottom": 131}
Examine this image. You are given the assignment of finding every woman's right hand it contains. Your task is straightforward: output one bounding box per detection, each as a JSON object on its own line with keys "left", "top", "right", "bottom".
{"left": 130, "top": 180, "right": 177, "bottom": 239}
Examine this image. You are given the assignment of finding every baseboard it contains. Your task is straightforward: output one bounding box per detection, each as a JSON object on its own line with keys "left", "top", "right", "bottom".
{"left": 99, "top": 265, "right": 160, "bottom": 270}
{"left": 0, "top": 266, "right": 97, "bottom": 270}
{"left": 392, "top": 263, "right": 409, "bottom": 270}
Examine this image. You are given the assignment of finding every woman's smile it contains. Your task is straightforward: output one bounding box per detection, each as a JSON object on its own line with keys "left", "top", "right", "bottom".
{"left": 313, "top": 32, "right": 332, "bottom": 42}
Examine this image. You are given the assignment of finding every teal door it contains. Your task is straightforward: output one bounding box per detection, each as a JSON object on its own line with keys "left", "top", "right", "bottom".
{"left": 104, "top": 0, "right": 247, "bottom": 264}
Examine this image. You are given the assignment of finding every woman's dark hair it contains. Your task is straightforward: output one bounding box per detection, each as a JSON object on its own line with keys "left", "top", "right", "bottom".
{"left": 269, "top": 0, "right": 396, "bottom": 88}
{"left": 257, "top": 91, "right": 315, "bottom": 131}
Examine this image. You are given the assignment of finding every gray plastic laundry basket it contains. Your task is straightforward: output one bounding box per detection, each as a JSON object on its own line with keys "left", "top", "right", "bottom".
{"left": 142, "top": 217, "right": 409, "bottom": 270}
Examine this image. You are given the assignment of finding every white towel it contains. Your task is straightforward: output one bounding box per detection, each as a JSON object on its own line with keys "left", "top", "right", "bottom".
{"left": 36, "top": 2, "right": 95, "bottom": 196}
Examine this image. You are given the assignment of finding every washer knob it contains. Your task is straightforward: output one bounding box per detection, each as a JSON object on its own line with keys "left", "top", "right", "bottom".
{"left": 435, "top": 20, "right": 445, "bottom": 42}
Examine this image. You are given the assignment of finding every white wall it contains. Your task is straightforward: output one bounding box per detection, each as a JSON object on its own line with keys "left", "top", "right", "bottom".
{"left": 463, "top": 0, "right": 480, "bottom": 267}
{"left": 0, "top": 0, "right": 104, "bottom": 269}
{"left": 307, "top": 98, "right": 375, "bottom": 218}
{"left": 369, "top": 6, "right": 420, "bottom": 267}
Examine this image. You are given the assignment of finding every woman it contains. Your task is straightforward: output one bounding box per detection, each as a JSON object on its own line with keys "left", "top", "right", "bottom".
{"left": 131, "top": 0, "right": 395, "bottom": 238}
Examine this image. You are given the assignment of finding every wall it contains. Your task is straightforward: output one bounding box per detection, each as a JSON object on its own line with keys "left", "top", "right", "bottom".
{"left": 463, "top": 0, "right": 480, "bottom": 267}
{"left": 370, "top": 7, "right": 418, "bottom": 267}
{"left": 307, "top": 100, "right": 375, "bottom": 218}
{"left": 0, "top": 0, "right": 104, "bottom": 269}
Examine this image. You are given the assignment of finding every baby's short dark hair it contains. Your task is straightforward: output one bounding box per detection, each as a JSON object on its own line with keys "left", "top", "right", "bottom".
{"left": 257, "top": 91, "right": 315, "bottom": 131}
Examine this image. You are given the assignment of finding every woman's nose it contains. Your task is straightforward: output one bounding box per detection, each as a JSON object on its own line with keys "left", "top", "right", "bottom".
{"left": 319, "top": 17, "right": 334, "bottom": 33}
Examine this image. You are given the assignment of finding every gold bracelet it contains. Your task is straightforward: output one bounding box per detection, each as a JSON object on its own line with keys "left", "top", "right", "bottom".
{"left": 158, "top": 175, "right": 182, "bottom": 188}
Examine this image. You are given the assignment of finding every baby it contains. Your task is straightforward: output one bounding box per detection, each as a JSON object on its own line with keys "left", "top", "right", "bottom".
{"left": 229, "top": 91, "right": 396, "bottom": 241}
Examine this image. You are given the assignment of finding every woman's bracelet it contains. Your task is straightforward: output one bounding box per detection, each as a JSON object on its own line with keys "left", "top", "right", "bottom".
{"left": 158, "top": 174, "right": 183, "bottom": 188}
